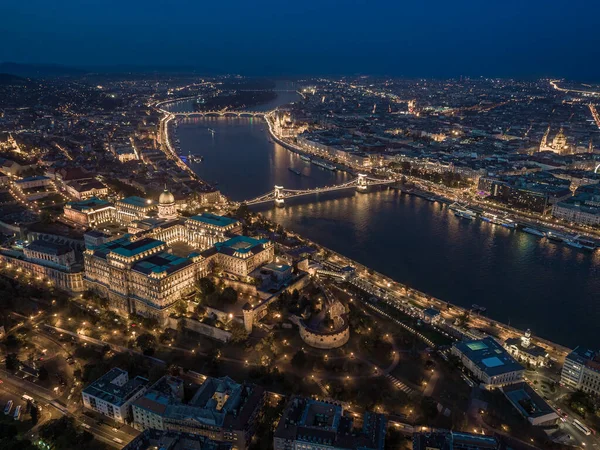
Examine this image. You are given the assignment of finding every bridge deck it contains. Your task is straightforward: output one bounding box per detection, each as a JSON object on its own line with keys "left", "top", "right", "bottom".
{"left": 246, "top": 179, "right": 395, "bottom": 205}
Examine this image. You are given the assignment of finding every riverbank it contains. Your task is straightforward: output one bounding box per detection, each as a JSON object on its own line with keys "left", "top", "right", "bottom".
{"left": 162, "top": 96, "right": 582, "bottom": 352}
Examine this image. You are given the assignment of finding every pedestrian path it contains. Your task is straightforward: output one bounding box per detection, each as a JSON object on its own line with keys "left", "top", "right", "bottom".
{"left": 386, "top": 373, "right": 413, "bottom": 394}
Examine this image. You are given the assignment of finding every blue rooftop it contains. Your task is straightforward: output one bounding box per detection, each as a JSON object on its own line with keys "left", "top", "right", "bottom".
{"left": 133, "top": 252, "right": 192, "bottom": 275}
{"left": 67, "top": 196, "right": 112, "bottom": 211}
{"left": 119, "top": 196, "right": 153, "bottom": 208}
{"left": 188, "top": 213, "right": 238, "bottom": 228}
{"left": 111, "top": 237, "right": 164, "bottom": 258}
{"left": 481, "top": 357, "right": 504, "bottom": 368}
{"left": 454, "top": 337, "right": 524, "bottom": 377}
{"left": 215, "top": 235, "right": 268, "bottom": 255}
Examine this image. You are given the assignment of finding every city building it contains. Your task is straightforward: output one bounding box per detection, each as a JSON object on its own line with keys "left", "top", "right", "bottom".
{"left": 539, "top": 127, "right": 573, "bottom": 155}
{"left": 23, "top": 239, "right": 77, "bottom": 270}
{"left": 502, "top": 382, "right": 559, "bottom": 426}
{"left": 451, "top": 337, "right": 525, "bottom": 389}
{"left": 273, "top": 396, "right": 386, "bottom": 450}
{"left": 64, "top": 179, "right": 109, "bottom": 200}
{"left": 0, "top": 240, "right": 84, "bottom": 292}
{"left": 132, "top": 375, "right": 265, "bottom": 450}
{"left": 213, "top": 235, "right": 274, "bottom": 277}
{"left": 298, "top": 299, "right": 350, "bottom": 349}
{"left": 422, "top": 307, "right": 442, "bottom": 325}
{"left": 63, "top": 197, "right": 115, "bottom": 227}
{"left": 115, "top": 196, "right": 155, "bottom": 223}
{"left": 488, "top": 179, "right": 571, "bottom": 213}
{"left": 82, "top": 368, "right": 149, "bottom": 424}
{"left": 412, "top": 430, "right": 499, "bottom": 450}
{"left": 83, "top": 235, "right": 201, "bottom": 322}
{"left": 253, "top": 263, "right": 293, "bottom": 290}
{"left": 552, "top": 187, "right": 600, "bottom": 225}
{"left": 185, "top": 213, "right": 242, "bottom": 244}
{"left": 561, "top": 347, "right": 600, "bottom": 397}
{"left": 504, "top": 330, "right": 548, "bottom": 367}
{"left": 124, "top": 429, "right": 232, "bottom": 450}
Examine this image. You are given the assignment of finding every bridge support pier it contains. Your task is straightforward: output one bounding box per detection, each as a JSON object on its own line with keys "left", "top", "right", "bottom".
{"left": 274, "top": 185, "right": 285, "bottom": 208}
{"left": 356, "top": 173, "right": 368, "bottom": 193}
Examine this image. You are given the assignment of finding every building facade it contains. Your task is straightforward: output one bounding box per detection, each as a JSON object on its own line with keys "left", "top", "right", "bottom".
{"left": 214, "top": 236, "right": 274, "bottom": 277}
{"left": 63, "top": 197, "right": 115, "bottom": 227}
{"left": 451, "top": 337, "right": 525, "bottom": 390}
{"left": 0, "top": 239, "right": 84, "bottom": 292}
{"left": 84, "top": 235, "right": 202, "bottom": 322}
{"left": 82, "top": 368, "right": 149, "bottom": 424}
{"left": 274, "top": 396, "right": 386, "bottom": 450}
{"left": 504, "top": 330, "right": 548, "bottom": 368}
{"left": 132, "top": 375, "right": 265, "bottom": 450}
{"left": 561, "top": 347, "right": 600, "bottom": 397}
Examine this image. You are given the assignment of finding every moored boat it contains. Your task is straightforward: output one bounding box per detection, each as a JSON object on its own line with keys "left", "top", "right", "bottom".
{"left": 522, "top": 227, "right": 546, "bottom": 237}
{"left": 546, "top": 231, "right": 566, "bottom": 242}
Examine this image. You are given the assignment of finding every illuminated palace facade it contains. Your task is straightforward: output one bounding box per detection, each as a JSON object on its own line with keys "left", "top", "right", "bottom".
{"left": 83, "top": 189, "right": 273, "bottom": 323}
{"left": 84, "top": 235, "right": 205, "bottom": 322}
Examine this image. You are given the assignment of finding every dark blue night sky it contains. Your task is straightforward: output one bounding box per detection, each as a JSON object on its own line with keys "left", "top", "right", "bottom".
{"left": 2, "top": 0, "right": 599, "bottom": 80}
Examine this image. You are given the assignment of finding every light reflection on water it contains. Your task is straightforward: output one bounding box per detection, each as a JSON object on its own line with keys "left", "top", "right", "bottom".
{"left": 168, "top": 96, "right": 600, "bottom": 348}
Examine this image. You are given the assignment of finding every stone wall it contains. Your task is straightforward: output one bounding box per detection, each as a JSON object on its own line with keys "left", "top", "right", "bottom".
{"left": 166, "top": 317, "right": 232, "bottom": 343}
{"left": 298, "top": 321, "right": 350, "bottom": 349}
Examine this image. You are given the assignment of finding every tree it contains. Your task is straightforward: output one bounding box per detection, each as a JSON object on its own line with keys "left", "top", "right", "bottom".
{"left": 136, "top": 333, "right": 157, "bottom": 355}
{"left": 196, "top": 278, "right": 216, "bottom": 304}
{"left": 234, "top": 203, "right": 250, "bottom": 220}
{"left": 38, "top": 366, "right": 49, "bottom": 381}
{"left": 4, "top": 334, "right": 21, "bottom": 350}
{"left": 5, "top": 353, "right": 19, "bottom": 371}
{"left": 291, "top": 350, "right": 307, "bottom": 370}
{"left": 29, "top": 402, "right": 39, "bottom": 425}
{"left": 230, "top": 321, "right": 249, "bottom": 343}
{"left": 220, "top": 287, "right": 238, "bottom": 305}
{"left": 174, "top": 299, "right": 188, "bottom": 316}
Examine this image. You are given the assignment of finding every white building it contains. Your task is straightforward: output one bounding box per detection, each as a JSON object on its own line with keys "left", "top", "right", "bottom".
{"left": 82, "top": 368, "right": 149, "bottom": 423}
{"left": 504, "top": 330, "right": 548, "bottom": 367}
{"left": 561, "top": 347, "right": 600, "bottom": 397}
{"left": 0, "top": 240, "right": 85, "bottom": 292}
{"left": 212, "top": 235, "right": 274, "bottom": 277}
{"left": 451, "top": 337, "right": 525, "bottom": 390}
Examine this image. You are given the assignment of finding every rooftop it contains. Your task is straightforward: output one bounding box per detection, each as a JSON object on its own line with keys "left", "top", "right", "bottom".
{"left": 110, "top": 237, "right": 164, "bottom": 258}
{"left": 215, "top": 235, "right": 269, "bottom": 257}
{"left": 134, "top": 376, "right": 263, "bottom": 431}
{"left": 123, "top": 429, "right": 232, "bottom": 450}
{"left": 132, "top": 252, "right": 192, "bottom": 275}
{"left": 188, "top": 213, "right": 239, "bottom": 228}
{"left": 454, "top": 337, "right": 524, "bottom": 377}
{"left": 119, "top": 196, "right": 154, "bottom": 208}
{"left": 502, "top": 382, "right": 558, "bottom": 421}
{"left": 66, "top": 196, "right": 112, "bottom": 212}
{"left": 25, "top": 239, "right": 72, "bottom": 256}
{"left": 83, "top": 368, "right": 149, "bottom": 407}
{"left": 413, "top": 430, "right": 499, "bottom": 450}
{"left": 275, "top": 396, "right": 386, "bottom": 450}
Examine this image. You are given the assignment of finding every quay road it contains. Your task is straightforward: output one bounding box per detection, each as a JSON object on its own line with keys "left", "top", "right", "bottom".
{"left": 265, "top": 111, "right": 600, "bottom": 242}
{"left": 6, "top": 314, "right": 138, "bottom": 447}
{"left": 0, "top": 365, "right": 137, "bottom": 448}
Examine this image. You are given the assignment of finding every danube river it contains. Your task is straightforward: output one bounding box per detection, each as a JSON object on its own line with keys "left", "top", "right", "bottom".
{"left": 165, "top": 91, "right": 600, "bottom": 349}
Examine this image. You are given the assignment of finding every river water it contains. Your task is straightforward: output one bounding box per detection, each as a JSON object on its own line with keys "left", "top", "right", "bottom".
{"left": 166, "top": 88, "right": 600, "bottom": 349}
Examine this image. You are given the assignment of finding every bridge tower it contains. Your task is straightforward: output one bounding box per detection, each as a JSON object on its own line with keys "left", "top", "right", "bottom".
{"left": 274, "top": 185, "right": 285, "bottom": 207}
{"left": 356, "top": 174, "right": 368, "bottom": 192}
